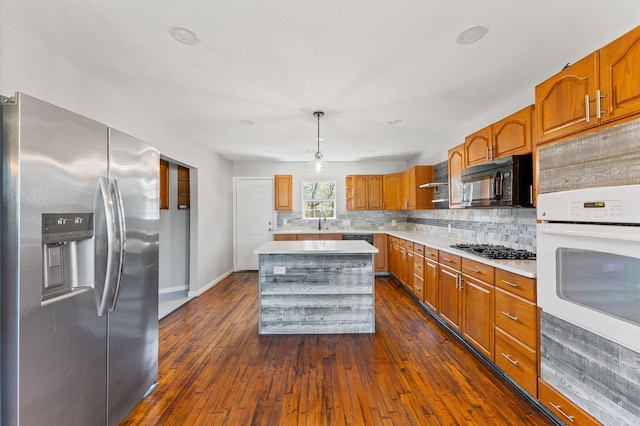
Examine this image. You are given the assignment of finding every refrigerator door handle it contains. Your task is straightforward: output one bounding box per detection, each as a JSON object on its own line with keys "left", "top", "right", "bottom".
{"left": 98, "top": 176, "right": 117, "bottom": 317}
{"left": 110, "top": 178, "right": 127, "bottom": 311}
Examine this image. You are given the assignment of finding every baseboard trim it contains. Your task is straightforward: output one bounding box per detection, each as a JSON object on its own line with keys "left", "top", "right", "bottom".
{"left": 187, "top": 269, "right": 234, "bottom": 298}
{"left": 159, "top": 285, "right": 189, "bottom": 294}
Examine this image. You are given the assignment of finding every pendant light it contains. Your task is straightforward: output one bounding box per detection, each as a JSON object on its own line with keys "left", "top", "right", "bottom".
{"left": 305, "top": 111, "right": 331, "bottom": 174}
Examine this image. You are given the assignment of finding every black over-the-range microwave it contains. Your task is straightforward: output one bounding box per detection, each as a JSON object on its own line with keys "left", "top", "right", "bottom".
{"left": 461, "top": 153, "right": 533, "bottom": 208}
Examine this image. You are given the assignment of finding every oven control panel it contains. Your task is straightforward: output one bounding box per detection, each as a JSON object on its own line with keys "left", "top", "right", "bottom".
{"left": 537, "top": 184, "right": 640, "bottom": 224}
{"left": 570, "top": 200, "right": 623, "bottom": 220}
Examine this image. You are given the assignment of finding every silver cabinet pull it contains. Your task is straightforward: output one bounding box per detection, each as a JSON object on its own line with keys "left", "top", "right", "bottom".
{"left": 596, "top": 89, "right": 607, "bottom": 118}
{"left": 442, "top": 257, "right": 454, "bottom": 263}
{"left": 501, "top": 352, "right": 519, "bottom": 366}
{"left": 501, "top": 279, "right": 518, "bottom": 288}
{"left": 585, "top": 94, "right": 590, "bottom": 123}
{"left": 548, "top": 402, "right": 575, "bottom": 423}
{"left": 501, "top": 311, "right": 519, "bottom": 322}
{"left": 467, "top": 267, "right": 480, "bottom": 273}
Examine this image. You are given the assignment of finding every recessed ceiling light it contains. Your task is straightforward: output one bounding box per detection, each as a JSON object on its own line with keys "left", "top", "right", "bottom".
{"left": 388, "top": 119, "right": 403, "bottom": 125}
{"left": 456, "top": 24, "right": 489, "bottom": 44}
{"left": 168, "top": 25, "right": 199, "bottom": 45}
{"left": 240, "top": 119, "right": 255, "bottom": 126}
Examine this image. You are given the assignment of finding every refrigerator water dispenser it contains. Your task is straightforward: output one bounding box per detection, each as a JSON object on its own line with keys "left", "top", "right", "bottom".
{"left": 42, "top": 213, "right": 95, "bottom": 302}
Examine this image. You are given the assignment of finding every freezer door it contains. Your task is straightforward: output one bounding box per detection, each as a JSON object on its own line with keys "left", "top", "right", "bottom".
{"left": 106, "top": 128, "right": 159, "bottom": 425}
{"left": 1, "top": 93, "right": 108, "bottom": 426}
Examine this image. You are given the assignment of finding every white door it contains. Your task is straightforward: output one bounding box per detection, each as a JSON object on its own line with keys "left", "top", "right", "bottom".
{"left": 235, "top": 178, "right": 274, "bottom": 270}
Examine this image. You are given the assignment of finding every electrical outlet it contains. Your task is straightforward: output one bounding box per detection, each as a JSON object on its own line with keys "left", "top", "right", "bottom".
{"left": 283, "top": 219, "right": 288, "bottom": 225}
{"left": 391, "top": 220, "right": 397, "bottom": 226}
{"left": 448, "top": 223, "right": 452, "bottom": 233}
{"left": 274, "top": 266, "right": 286, "bottom": 274}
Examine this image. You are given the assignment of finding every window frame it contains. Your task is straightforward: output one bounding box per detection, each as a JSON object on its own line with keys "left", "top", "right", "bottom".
{"left": 301, "top": 180, "right": 337, "bottom": 220}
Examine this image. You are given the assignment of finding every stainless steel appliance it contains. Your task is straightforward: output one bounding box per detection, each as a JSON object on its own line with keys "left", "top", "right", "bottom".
{"left": 450, "top": 243, "right": 536, "bottom": 260}
{"left": 537, "top": 184, "right": 640, "bottom": 353}
{"left": 1, "top": 93, "right": 159, "bottom": 425}
{"left": 342, "top": 233, "right": 374, "bottom": 245}
{"left": 461, "top": 154, "right": 533, "bottom": 208}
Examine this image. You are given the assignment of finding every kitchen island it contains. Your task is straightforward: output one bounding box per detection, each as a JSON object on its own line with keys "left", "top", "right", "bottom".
{"left": 253, "top": 240, "right": 378, "bottom": 334}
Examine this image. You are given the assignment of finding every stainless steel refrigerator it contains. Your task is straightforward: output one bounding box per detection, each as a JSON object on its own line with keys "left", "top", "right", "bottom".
{"left": 1, "top": 92, "right": 159, "bottom": 425}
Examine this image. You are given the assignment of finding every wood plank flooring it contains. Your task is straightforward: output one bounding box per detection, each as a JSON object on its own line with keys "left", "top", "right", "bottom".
{"left": 123, "top": 272, "right": 553, "bottom": 425}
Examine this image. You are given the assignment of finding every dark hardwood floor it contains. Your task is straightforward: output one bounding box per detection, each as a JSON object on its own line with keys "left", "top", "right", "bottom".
{"left": 123, "top": 272, "right": 553, "bottom": 425}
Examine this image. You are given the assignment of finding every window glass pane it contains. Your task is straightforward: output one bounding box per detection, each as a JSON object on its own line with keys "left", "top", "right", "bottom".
{"left": 556, "top": 248, "right": 640, "bottom": 326}
{"left": 302, "top": 181, "right": 336, "bottom": 219}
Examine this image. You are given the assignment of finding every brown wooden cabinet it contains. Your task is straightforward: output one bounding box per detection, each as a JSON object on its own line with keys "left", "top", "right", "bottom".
{"left": 465, "top": 106, "right": 534, "bottom": 167}
{"left": 388, "top": 237, "right": 407, "bottom": 285}
{"left": 346, "top": 175, "right": 383, "bottom": 210}
{"left": 274, "top": 174, "right": 293, "bottom": 210}
{"left": 411, "top": 244, "right": 425, "bottom": 300}
{"left": 373, "top": 233, "right": 388, "bottom": 272}
{"left": 538, "top": 379, "right": 603, "bottom": 426}
{"left": 494, "top": 269, "right": 538, "bottom": 396}
{"left": 273, "top": 234, "right": 297, "bottom": 241}
{"left": 461, "top": 259, "right": 495, "bottom": 360}
{"left": 535, "top": 52, "right": 599, "bottom": 144}
{"left": 159, "top": 159, "right": 169, "bottom": 210}
{"left": 464, "top": 125, "right": 493, "bottom": 167}
{"left": 177, "top": 165, "right": 190, "bottom": 209}
{"left": 448, "top": 144, "right": 465, "bottom": 209}
{"left": 536, "top": 26, "right": 640, "bottom": 144}
{"left": 383, "top": 173, "right": 403, "bottom": 210}
{"left": 493, "top": 105, "right": 534, "bottom": 158}
{"left": 438, "top": 253, "right": 462, "bottom": 332}
{"left": 402, "top": 165, "right": 434, "bottom": 210}
{"left": 423, "top": 246, "right": 439, "bottom": 312}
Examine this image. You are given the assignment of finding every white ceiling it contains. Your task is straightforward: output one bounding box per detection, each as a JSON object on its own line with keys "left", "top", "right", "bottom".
{"left": 2, "top": 0, "right": 639, "bottom": 163}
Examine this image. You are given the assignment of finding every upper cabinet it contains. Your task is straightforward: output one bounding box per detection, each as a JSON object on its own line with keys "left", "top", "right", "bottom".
{"left": 465, "top": 106, "right": 534, "bottom": 167}
{"left": 274, "top": 174, "right": 293, "bottom": 210}
{"left": 493, "top": 105, "right": 534, "bottom": 158}
{"left": 464, "top": 125, "right": 493, "bottom": 167}
{"left": 403, "top": 165, "right": 434, "bottom": 210}
{"left": 346, "top": 175, "right": 383, "bottom": 210}
{"left": 159, "top": 159, "right": 169, "bottom": 210}
{"left": 448, "top": 144, "right": 465, "bottom": 209}
{"left": 383, "top": 173, "right": 403, "bottom": 210}
{"left": 536, "top": 26, "right": 640, "bottom": 144}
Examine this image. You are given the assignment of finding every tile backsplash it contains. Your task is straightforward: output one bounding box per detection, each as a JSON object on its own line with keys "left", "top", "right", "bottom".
{"left": 277, "top": 207, "right": 537, "bottom": 252}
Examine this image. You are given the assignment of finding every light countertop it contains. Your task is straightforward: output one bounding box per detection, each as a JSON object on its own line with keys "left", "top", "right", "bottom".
{"left": 254, "top": 240, "right": 379, "bottom": 254}
{"left": 272, "top": 228, "right": 536, "bottom": 278}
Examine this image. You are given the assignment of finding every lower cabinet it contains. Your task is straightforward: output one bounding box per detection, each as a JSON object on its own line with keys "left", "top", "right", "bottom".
{"left": 438, "top": 254, "right": 462, "bottom": 332}
{"left": 538, "top": 379, "right": 603, "bottom": 426}
{"left": 462, "top": 274, "right": 495, "bottom": 360}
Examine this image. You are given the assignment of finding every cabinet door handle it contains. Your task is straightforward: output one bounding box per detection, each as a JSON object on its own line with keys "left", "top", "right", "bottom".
{"left": 442, "top": 257, "right": 454, "bottom": 263}
{"left": 467, "top": 267, "right": 480, "bottom": 273}
{"left": 548, "top": 402, "right": 575, "bottom": 423}
{"left": 486, "top": 147, "right": 490, "bottom": 161}
{"left": 585, "top": 94, "right": 591, "bottom": 123}
{"left": 500, "top": 352, "right": 519, "bottom": 366}
{"left": 501, "top": 280, "right": 518, "bottom": 288}
{"left": 433, "top": 265, "right": 437, "bottom": 277}
{"left": 501, "top": 311, "right": 519, "bottom": 322}
{"left": 596, "top": 89, "right": 607, "bottom": 118}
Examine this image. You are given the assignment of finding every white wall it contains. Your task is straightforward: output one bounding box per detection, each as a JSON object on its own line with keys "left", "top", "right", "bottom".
{"left": 159, "top": 162, "right": 190, "bottom": 292}
{"left": 233, "top": 160, "right": 407, "bottom": 212}
{"left": 1, "top": 25, "right": 234, "bottom": 295}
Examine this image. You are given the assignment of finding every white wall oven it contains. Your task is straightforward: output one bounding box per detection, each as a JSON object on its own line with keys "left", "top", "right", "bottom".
{"left": 537, "top": 184, "right": 640, "bottom": 353}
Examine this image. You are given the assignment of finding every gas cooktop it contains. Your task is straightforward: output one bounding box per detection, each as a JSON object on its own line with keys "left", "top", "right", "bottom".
{"left": 450, "top": 243, "right": 536, "bottom": 260}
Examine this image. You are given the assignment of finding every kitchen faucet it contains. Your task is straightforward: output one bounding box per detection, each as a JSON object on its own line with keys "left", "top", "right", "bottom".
{"left": 318, "top": 211, "right": 327, "bottom": 230}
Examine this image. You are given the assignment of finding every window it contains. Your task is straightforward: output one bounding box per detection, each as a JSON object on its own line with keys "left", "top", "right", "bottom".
{"left": 302, "top": 181, "right": 336, "bottom": 219}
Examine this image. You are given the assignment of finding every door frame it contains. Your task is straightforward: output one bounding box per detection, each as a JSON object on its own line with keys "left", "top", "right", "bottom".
{"left": 233, "top": 176, "right": 275, "bottom": 271}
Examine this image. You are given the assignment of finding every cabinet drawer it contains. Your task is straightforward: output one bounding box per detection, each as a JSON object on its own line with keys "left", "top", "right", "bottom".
{"left": 405, "top": 241, "right": 414, "bottom": 251}
{"left": 423, "top": 246, "right": 438, "bottom": 261}
{"left": 413, "top": 274, "right": 425, "bottom": 299}
{"left": 439, "top": 252, "right": 461, "bottom": 269}
{"left": 413, "top": 243, "right": 424, "bottom": 256}
{"left": 495, "top": 328, "right": 537, "bottom": 396}
{"left": 495, "top": 288, "right": 537, "bottom": 349}
{"left": 413, "top": 256, "right": 424, "bottom": 278}
{"left": 461, "top": 258, "right": 494, "bottom": 283}
{"left": 495, "top": 269, "right": 536, "bottom": 302}
{"left": 274, "top": 234, "right": 297, "bottom": 241}
{"left": 388, "top": 236, "right": 399, "bottom": 246}
{"left": 538, "top": 379, "right": 603, "bottom": 426}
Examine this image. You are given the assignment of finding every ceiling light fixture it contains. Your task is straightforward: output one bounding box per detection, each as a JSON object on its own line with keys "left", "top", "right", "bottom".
{"left": 456, "top": 24, "right": 489, "bottom": 44}
{"left": 305, "top": 111, "right": 331, "bottom": 174}
{"left": 168, "top": 25, "right": 199, "bottom": 45}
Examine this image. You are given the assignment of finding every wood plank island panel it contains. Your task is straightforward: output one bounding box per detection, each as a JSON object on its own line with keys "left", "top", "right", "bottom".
{"left": 258, "top": 253, "right": 375, "bottom": 334}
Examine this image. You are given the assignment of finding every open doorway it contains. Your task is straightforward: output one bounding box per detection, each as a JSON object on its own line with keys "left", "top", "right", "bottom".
{"left": 159, "top": 158, "right": 195, "bottom": 318}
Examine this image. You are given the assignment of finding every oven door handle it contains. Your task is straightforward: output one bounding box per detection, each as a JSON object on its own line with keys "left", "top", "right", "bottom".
{"left": 539, "top": 225, "right": 640, "bottom": 242}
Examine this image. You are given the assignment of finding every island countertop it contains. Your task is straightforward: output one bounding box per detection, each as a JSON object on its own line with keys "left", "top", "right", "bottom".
{"left": 254, "top": 240, "right": 379, "bottom": 254}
